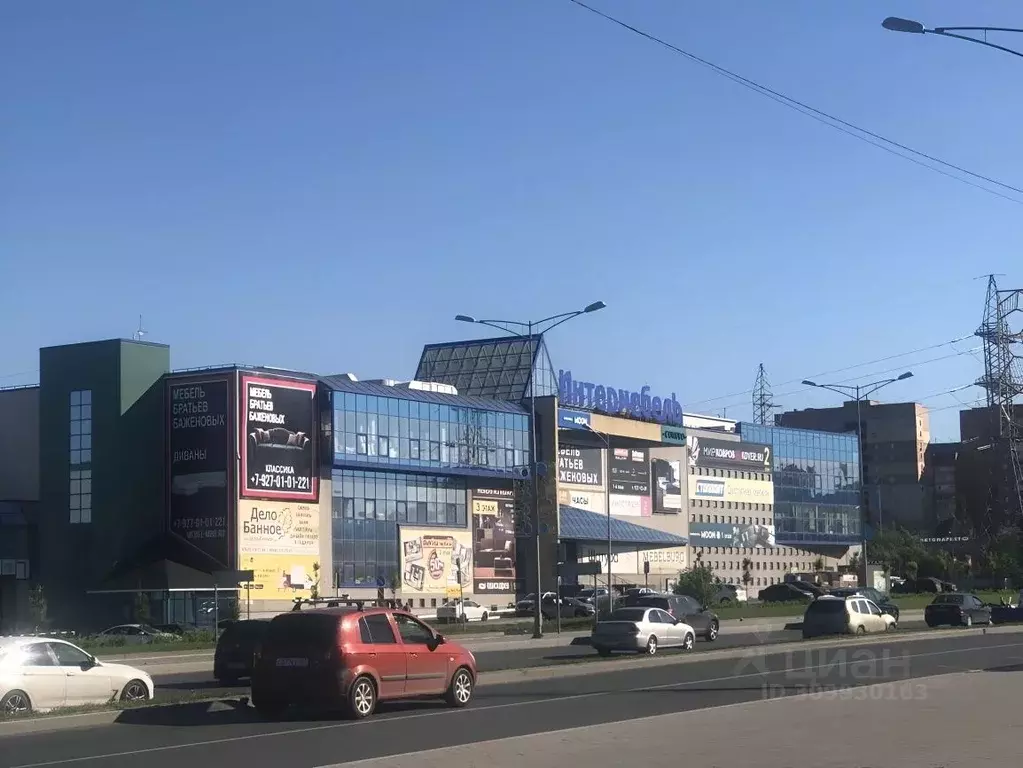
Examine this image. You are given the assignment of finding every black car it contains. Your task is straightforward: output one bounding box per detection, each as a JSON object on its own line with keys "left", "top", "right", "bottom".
{"left": 214, "top": 619, "right": 269, "bottom": 684}
{"left": 924, "top": 593, "right": 992, "bottom": 628}
{"left": 624, "top": 593, "right": 719, "bottom": 641}
{"left": 829, "top": 587, "right": 901, "bottom": 622}
{"left": 540, "top": 596, "right": 595, "bottom": 619}
{"left": 758, "top": 583, "right": 815, "bottom": 604}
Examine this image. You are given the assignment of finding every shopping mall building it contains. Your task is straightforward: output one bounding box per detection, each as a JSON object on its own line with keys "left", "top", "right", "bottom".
{"left": 0, "top": 335, "right": 862, "bottom": 629}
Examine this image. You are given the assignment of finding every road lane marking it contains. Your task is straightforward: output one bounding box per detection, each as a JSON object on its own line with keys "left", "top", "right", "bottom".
{"left": 9, "top": 639, "right": 1021, "bottom": 768}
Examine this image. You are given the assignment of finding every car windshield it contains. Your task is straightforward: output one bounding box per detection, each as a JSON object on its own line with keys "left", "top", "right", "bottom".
{"left": 933, "top": 594, "right": 964, "bottom": 605}
{"left": 608, "top": 608, "right": 649, "bottom": 622}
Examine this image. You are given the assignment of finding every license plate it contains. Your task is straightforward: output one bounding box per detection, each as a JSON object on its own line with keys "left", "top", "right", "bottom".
{"left": 275, "top": 658, "right": 309, "bottom": 668}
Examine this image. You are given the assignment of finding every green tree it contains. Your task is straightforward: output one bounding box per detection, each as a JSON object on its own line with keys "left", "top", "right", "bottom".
{"left": 812, "top": 556, "right": 825, "bottom": 573}
{"left": 741, "top": 557, "right": 754, "bottom": 595}
{"left": 309, "top": 562, "right": 321, "bottom": 600}
{"left": 673, "top": 561, "right": 718, "bottom": 607}
{"left": 388, "top": 570, "right": 400, "bottom": 601}
{"left": 905, "top": 560, "right": 919, "bottom": 582}
{"left": 133, "top": 592, "right": 151, "bottom": 623}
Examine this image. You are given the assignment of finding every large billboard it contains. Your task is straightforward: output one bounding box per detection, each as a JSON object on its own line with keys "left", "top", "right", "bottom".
{"left": 557, "top": 444, "right": 603, "bottom": 487}
{"left": 688, "top": 476, "right": 775, "bottom": 505}
{"left": 471, "top": 488, "right": 517, "bottom": 594}
{"left": 241, "top": 375, "right": 318, "bottom": 501}
{"left": 652, "top": 458, "right": 682, "bottom": 512}
{"left": 687, "top": 436, "right": 772, "bottom": 472}
{"left": 609, "top": 444, "right": 651, "bottom": 516}
{"left": 400, "top": 527, "right": 472, "bottom": 595}
{"left": 689, "top": 522, "right": 776, "bottom": 548}
{"left": 237, "top": 499, "right": 321, "bottom": 598}
{"left": 167, "top": 378, "right": 231, "bottom": 567}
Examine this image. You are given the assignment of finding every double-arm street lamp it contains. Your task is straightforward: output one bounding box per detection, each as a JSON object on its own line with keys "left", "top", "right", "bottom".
{"left": 882, "top": 17, "right": 1023, "bottom": 59}
{"left": 801, "top": 372, "right": 914, "bottom": 583}
{"left": 455, "top": 301, "right": 607, "bottom": 638}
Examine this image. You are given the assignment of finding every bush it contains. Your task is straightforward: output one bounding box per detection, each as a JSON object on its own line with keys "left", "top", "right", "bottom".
{"left": 673, "top": 563, "right": 718, "bottom": 608}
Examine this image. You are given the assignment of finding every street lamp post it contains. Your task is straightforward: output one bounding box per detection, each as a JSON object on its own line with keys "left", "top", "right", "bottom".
{"left": 882, "top": 17, "right": 1023, "bottom": 59}
{"left": 583, "top": 422, "right": 613, "bottom": 620}
{"left": 801, "top": 372, "right": 914, "bottom": 585}
{"left": 455, "top": 301, "right": 607, "bottom": 639}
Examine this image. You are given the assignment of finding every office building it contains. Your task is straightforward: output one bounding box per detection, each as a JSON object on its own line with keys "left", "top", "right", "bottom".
{"left": 776, "top": 401, "right": 930, "bottom": 531}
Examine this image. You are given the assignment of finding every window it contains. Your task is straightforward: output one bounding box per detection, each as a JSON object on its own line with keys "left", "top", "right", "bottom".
{"left": 393, "top": 614, "right": 434, "bottom": 645}
{"left": 359, "top": 614, "right": 398, "bottom": 644}
{"left": 70, "top": 469, "right": 92, "bottom": 524}
{"left": 49, "top": 642, "right": 92, "bottom": 666}
{"left": 69, "top": 390, "right": 93, "bottom": 465}
{"left": 19, "top": 643, "right": 55, "bottom": 667}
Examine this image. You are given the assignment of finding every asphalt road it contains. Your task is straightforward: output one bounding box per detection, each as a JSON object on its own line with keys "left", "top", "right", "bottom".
{"left": 150, "top": 620, "right": 931, "bottom": 699}
{"left": 3, "top": 628, "right": 1020, "bottom": 768}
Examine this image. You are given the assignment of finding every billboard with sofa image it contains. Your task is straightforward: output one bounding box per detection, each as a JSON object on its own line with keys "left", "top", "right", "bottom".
{"left": 471, "top": 487, "right": 518, "bottom": 594}
{"left": 400, "top": 527, "right": 472, "bottom": 595}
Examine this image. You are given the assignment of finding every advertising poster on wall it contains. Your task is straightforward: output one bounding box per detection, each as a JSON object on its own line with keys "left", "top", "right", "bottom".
{"left": 557, "top": 488, "right": 604, "bottom": 512}
{"left": 557, "top": 445, "right": 603, "bottom": 486}
{"left": 400, "top": 527, "right": 473, "bottom": 595}
{"left": 689, "top": 522, "right": 776, "bottom": 548}
{"left": 687, "top": 436, "right": 772, "bottom": 472}
{"left": 652, "top": 458, "right": 682, "bottom": 512}
{"left": 641, "top": 547, "right": 688, "bottom": 573}
{"left": 471, "top": 488, "right": 517, "bottom": 594}
{"left": 241, "top": 376, "right": 318, "bottom": 502}
{"left": 689, "top": 476, "right": 775, "bottom": 505}
{"left": 608, "top": 444, "right": 651, "bottom": 516}
{"left": 238, "top": 552, "right": 320, "bottom": 599}
{"left": 168, "top": 379, "right": 231, "bottom": 567}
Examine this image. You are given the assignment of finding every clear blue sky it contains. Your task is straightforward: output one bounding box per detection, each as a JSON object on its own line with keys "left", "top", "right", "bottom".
{"left": 4, "top": 0, "right": 1022, "bottom": 441}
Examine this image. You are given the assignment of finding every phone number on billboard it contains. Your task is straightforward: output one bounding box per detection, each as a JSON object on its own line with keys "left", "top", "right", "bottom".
{"left": 172, "top": 517, "right": 227, "bottom": 530}
{"left": 248, "top": 473, "right": 312, "bottom": 491}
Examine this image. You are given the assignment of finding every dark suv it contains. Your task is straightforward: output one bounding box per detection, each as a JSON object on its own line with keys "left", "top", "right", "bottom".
{"left": 623, "top": 593, "right": 720, "bottom": 641}
{"left": 214, "top": 619, "right": 269, "bottom": 684}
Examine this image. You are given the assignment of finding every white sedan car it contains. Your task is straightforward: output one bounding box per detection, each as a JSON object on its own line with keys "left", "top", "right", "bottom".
{"left": 435, "top": 599, "right": 491, "bottom": 623}
{"left": 590, "top": 607, "right": 697, "bottom": 656}
{"left": 0, "top": 636, "right": 154, "bottom": 716}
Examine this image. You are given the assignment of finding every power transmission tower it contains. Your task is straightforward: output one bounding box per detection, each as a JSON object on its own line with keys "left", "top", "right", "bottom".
{"left": 974, "top": 275, "right": 1023, "bottom": 546}
{"left": 752, "top": 363, "right": 776, "bottom": 425}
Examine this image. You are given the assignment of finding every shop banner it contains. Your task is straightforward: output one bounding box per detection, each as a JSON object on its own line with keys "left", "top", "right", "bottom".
{"left": 557, "top": 409, "right": 592, "bottom": 430}
{"left": 167, "top": 379, "right": 231, "bottom": 567}
{"left": 652, "top": 458, "right": 682, "bottom": 512}
{"left": 241, "top": 375, "right": 318, "bottom": 501}
{"left": 238, "top": 500, "right": 319, "bottom": 556}
{"left": 687, "top": 436, "right": 771, "bottom": 472}
{"left": 641, "top": 547, "right": 688, "bottom": 573}
{"left": 689, "top": 523, "right": 776, "bottom": 548}
{"left": 609, "top": 494, "right": 651, "bottom": 517}
{"left": 609, "top": 445, "right": 650, "bottom": 495}
{"left": 689, "top": 476, "right": 775, "bottom": 505}
{"left": 400, "top": 527, "right": 473, "bottom": 595}
{"left": 471, "top": 488, "right": 518, "bottom": 594}
{"left": 580, "top": 548, "right": 640, "bottom": 576}
{"left": 238, "top": 553, "right": 320, "bottom": 599}
{"left": 557, "top": 445, "right": 603, "bottom": 486}
{"left": 558, "top": 488, "right": 604, "bottom": 511}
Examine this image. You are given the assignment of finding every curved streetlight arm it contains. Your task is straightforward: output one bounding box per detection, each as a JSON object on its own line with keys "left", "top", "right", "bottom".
{"left": 883, "top": 17, "right": 1023, "bottom": 58}
{"left": 928, "top": 29, "right": 1023, "bottom": 59}
{"left": 860, "top": 378, "right": 902, "bottom": 400}
{"left": 468, "top": 319, "right": 530, "bottom": 338}
{"left": 804, "top": 382, "right": 859, "bottom": 401}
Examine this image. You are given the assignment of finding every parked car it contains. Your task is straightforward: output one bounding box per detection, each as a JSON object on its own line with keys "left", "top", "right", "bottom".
{"left": 95, "top": 624, "right": 180, "bottom": 645}
{"left": 214, "top": 619, "right": 269, "bottom": 684}
{"left": 250, "top": 606, "right": 476, "bottom": 719}
{"left": 514, "top": 592, "right": 556, "bottom": 617}
{"left": 0, "top": 636, "right": 154, "bottom": 715}
{"left": 758, "top": 583, "right": 815, "bottom": 604}
{"left": 787, "top": 580, "right": 827, "bottom": 597}
{"left": 924, "top": 593, "right": 993, "bottom": 628}
{"left": 712, "top": 584, "right": 747, "bottom": 604}
{"left": 590, "top": 607, "right": 696, "bottom": 656}
{"left": 540, "top": 596, "right": 595, "bottom": 620}
{"left": 829, "top": 587, "right": 901, "bottom": 622}
{"left": 436, "top": 600, "right": 491, "bottom": 624}
{"left": 623, "top": 593, "right": 719, "bottom": 641}
{"left": 576, "top": 588, "right": 609, "bottom": 605}
{"left": 801, "top": 595, "right": 897, "bottom": 639}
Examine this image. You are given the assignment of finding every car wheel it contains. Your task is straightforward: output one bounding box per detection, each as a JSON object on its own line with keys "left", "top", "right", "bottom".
{"left": 444, "top": 667, "right": 474, "bottom": 708}
{"left": 886, "top": 621, "right": 898, "bottom": 633}
{"left": 481, "top": 612, "right": 488, "bottom": 622}
{"left": 252, "top": 689, "right": 287, "bottom": 719}
{"left": 720, "top": 597, "right": 732, "bottom": 605}
{"left": 596, "top": 647, "right": 612, "bottom": 657}
{"left": 644, "top": 635, "right": 658, "bottom": 655}
{"left": 347, "top": 675, "right": 377, "bottom": 719}
{"left": 682, "top": 633, "right": 695, "bottom": 652}
{"left": 120, "top": 679, "right": 149, "bottom": 703}
{"left": 1, "top": 690, "right": 31, "bottom": 717}
{"left": 705, "top": 621, "right": 719, "bottom": 642}
{"left": 855, "top": 625, "right": 866, "bottom": 635}
{"left": 964, "top": 615, "right": 973, "bottom": 628}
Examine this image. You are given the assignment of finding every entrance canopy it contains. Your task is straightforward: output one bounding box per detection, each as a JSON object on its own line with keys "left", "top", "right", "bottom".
{"left": 558, "top": 505, "right": 687, "bottom": 548}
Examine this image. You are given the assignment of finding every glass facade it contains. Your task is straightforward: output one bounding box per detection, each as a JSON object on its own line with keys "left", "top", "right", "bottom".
{"left": 331, "top": 469, "right": 469, "bottom": 587}
{"left": 740, "top": 423, "right": 861, "bottom": 545}
{"left": 415, "top": 335, "right": 558, "bottom": 401}
{"left": 332, "top": 391, "right": 530, "bottom": 475}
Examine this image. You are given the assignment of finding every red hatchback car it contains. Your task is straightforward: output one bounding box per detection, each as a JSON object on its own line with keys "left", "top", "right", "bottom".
{"left": 251, "top": 606, "right": 477, "bottom": 719}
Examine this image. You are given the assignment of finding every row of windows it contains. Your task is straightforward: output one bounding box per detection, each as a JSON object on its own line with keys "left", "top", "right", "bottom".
{"left": 720, "top": 576, "right": 795, "bottom": 587}
{"left": 695, "top": 545, "right": 812, "bottom": 557}
{"left": 701, "top": 559, "right": 809, "bottom": 572}
{"left": 691, "top": 500, "right": 773, "bottom": 511}
{"left": 334, "top": 391, "right": 529, "bottom": 432}
{"left": 70, "top": 390, "right": 93, "bottom": 524}
{"left": 691, "top": 514, "right": 773, "bottom": 526}
{"left": 691, "top": 466, "right": 771, "bottom": 482}
{"left": 740, "top": 423, "right": 860, "bottom": 465}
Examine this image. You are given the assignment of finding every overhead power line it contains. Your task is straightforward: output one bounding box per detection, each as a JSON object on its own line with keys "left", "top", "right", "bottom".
{"left": 567, "top": 1, "right": 1023, "bottom": 205}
